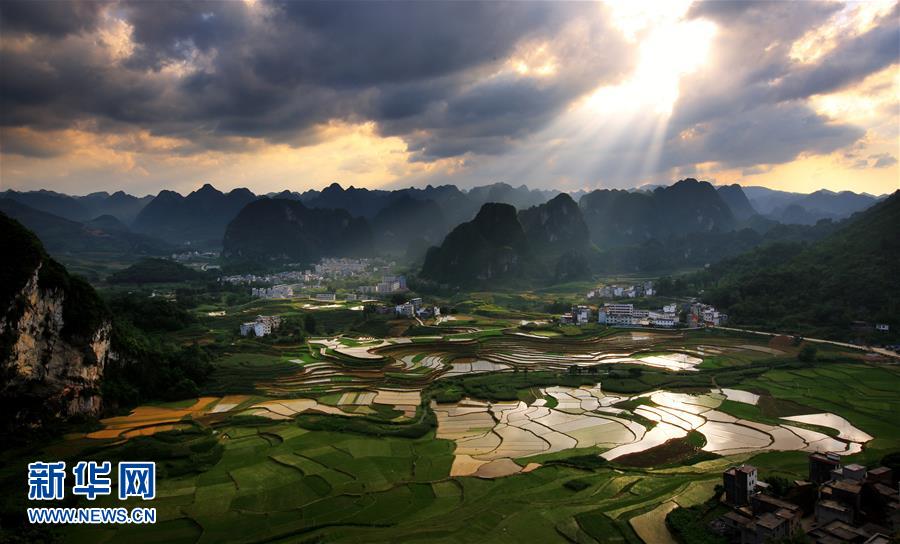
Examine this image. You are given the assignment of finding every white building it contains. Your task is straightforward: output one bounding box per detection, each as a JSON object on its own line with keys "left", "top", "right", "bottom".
{"left": 382, "top": 275, "right": 407, "bottom": 290}
{"left": 251, "top": 284, "right": 294, "bottom": 299}
{"left": 315, "top": 293, "right": 337, "bottom": 302}
{"left": 598, "top": 303, "right": 634, "bottom": 325}
{"left": 253, "top": 321, "right": 271, "bottom": 336}
{"left": 572, "top": 305, "right": 592, "bottom": 325}
{"left": 240, "top": 315, "right": 282, "bottom": 337}
{"left": 648, "top": 311, "right": 677, "bottom": 328}
{"left": 375, "top": 281, "right": 400, "bottom": 294}
{"left": 395, "top": 303, "right": 415, "bottom": 317}
{"left": 701, "top": 307, "right": 727, "bottom": 326}
{"left": 599, "top": 303, "right": 678, "bottom": 328}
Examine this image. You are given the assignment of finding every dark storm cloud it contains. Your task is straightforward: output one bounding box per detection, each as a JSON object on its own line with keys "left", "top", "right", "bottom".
{"left": 0, "top": 128, "right": 65, "bottom": 158}
{"left": 1, "top": 0, "right": 896, "bottom": 178}
{"left": 663, "top": 103, "right": 864, "bottom": 169}
{"left": 396, "top": 75, "right": 598, "bottom": 160}
{"left": 0, "top": 0, "right": 629, "bottom": 159}
{"left": 0, "top": 0, "right": 104, "bottom": 37}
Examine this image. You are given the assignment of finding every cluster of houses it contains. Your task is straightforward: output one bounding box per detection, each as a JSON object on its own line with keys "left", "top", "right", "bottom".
{"left": 588, "top": 281, "right": 656, "bottom": 299}
{"left": 311, "top": 293, "right": 363, "bottom": 302}
{"left": 394, "top": 297, "right": 440, "bottom": 319}
{"left": 717, "top": 455, "right": 898, "bottom": 543}
{"left": 690, "top": 302, "right": 729, "bottom": 327}
{"left": 597, "top": 303, "right": 680, "bottom": 328}
{"left": 359, "top": 275, "right": 408, "bottom": 295}
{"left": 313, "top": 257, "right": 370, "bottom": 277}
{"left": 251, "top": 285, "right": 294, "bottom": 299}
{"left": 171, "top": 250, "right": 219, "bottom": 263}
{"left": 239, "top": 315, "right": 282, "bottom": 337}
{"left": 221, "top": 269, "right": 314, "bottom": 286}
{"left": 559, "top": 301, "right": 726, "bottom": 329}
{"left": 224, "top": 258, "right": 387, "bottom": 291}
{"left": 559, "top": 305, "right": 594, "bottom": 325}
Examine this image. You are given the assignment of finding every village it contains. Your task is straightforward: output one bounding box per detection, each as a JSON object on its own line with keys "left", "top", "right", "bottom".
{"left": 718, "top": 454, "right": 898, "bottom": 543}
{"left": 559, "top": 281, "right": 727, "bottom": 329}
{"left": 218, "top": 255, "right": 411, "bottom": 304}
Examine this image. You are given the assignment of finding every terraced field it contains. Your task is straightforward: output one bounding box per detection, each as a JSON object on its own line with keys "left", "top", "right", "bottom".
{"left": 203, "top": 329, "right": 787, "bottom": 398}
{"left": 432, "top": 385, "right": 871, "bottom": 478}
{"left": 24, "top": 328, "right": 899, "bottom": 543}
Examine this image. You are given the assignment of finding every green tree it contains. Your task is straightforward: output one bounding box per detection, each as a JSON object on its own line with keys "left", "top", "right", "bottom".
{"left": 764, "top": 476, "right": 792, "bottom": 498}
{"left": 798, "top": 345, "right": 817, "bottom": 362}
{"left": 304, "top": 314, "right": 317, "bottom": 334}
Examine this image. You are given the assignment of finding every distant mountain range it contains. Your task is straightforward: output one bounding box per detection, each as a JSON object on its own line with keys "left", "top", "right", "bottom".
{"left": 0, "top": 198, "right": 171, "bottom": 258}
{"left": 2, "top": 181, "right": 887, "bottom": 278}
{"left": 742, "top": 186, "right": 882, "bottom": 225}
{"left": 0, "top": 189, "right": 153, "bottom": 224}
{"left": 420, "top": 194, "right": 595, "bottom": 287}
{"left": 717, "top": 184, "right": 757, "bottom": 221}
{"left": 222, "top": 198, "right": 372, "bottom": 265}
{"left": 579, "top": 179, "right": 738, "bottom": 247}
{"left": 132, "top": 184, "right": 258, "bottom": 246}
{"left": 370, "top": 195, "right": 449, "bottom": 255}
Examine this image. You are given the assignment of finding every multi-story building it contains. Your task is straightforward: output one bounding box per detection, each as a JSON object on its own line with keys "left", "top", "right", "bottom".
{"left": 809, "top": 452, "right": 842, "bottom": 484}
{"left": 740, "top": 511, "right": 794, "bottom": 544}
{"left": 239, "top": 315, "right": 282, "bottom": 337}
{"left": 375, "top": 280, "right": 400, "bottom": 294}
{"left": 724, "top": 465, "right": 758, "bottom": 506}
{"left": 572, "top": 305, "right": 592, "bottom": 325}
{"left": 648, "top": 311, "right": 677, "bottom": 328}
{"left": 598, "top": 303, "right": 635, "bottom": 325}
{"left": 382, "top": 275, "right": 407, "bottom": 290}
{"left": 251, "top": 284, "right": 294, "bottom": 299}
{"left": 598, "top": 303, "right": 682, "bottom": 328}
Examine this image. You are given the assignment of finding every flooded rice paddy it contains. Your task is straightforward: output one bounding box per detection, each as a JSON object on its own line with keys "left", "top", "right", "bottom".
{"left": 81, "top": 331, "right": 877, "bottom": 480}
{"left": 434, "top": 385, "right": 872, "bottom": 477}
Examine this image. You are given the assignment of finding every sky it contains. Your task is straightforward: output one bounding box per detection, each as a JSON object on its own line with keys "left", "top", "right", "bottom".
{"left": 0, "top": 0, "right": 897, "bottom": 197}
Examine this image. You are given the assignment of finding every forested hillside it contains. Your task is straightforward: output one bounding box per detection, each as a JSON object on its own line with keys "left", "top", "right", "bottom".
{"left": 686, "top": 192, "right": 899, "bottom": 340}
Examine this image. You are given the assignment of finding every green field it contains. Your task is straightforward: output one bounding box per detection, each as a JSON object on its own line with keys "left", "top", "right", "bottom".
{"left": 5, "top": 314, "right": 899, "bottom": 544}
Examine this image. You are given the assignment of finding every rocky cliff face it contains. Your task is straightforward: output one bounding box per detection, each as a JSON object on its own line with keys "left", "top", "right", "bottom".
{"left": 1, "top": 212, "right": 112, "bottom": 428}
{"left": 2, "top": 264, "right": 111, "bottom": 419}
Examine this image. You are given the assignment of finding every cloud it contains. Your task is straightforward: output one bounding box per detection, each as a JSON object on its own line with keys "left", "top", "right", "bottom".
{"left": 1, "top": 0, "right": 630, "bottom": 161}
{"left": 664, "top": 103, "right": 864, "bottom": 169}
{"left": 650, "top": 0, "right": 898, "bottom": 173}
{"left": 0, "top": 0, "right": 104, "bottom": 37}
{"left": 0, "top": 0, "right": 897, "bottom": 196}
{"left": 770, "top": 5, "right": 900, "bottom": 101}
{"left": 741, "top": 165, "right": 774, "bottom": 177}
{"left": 870, "top": 153, "right": 898, "bottom": 168}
